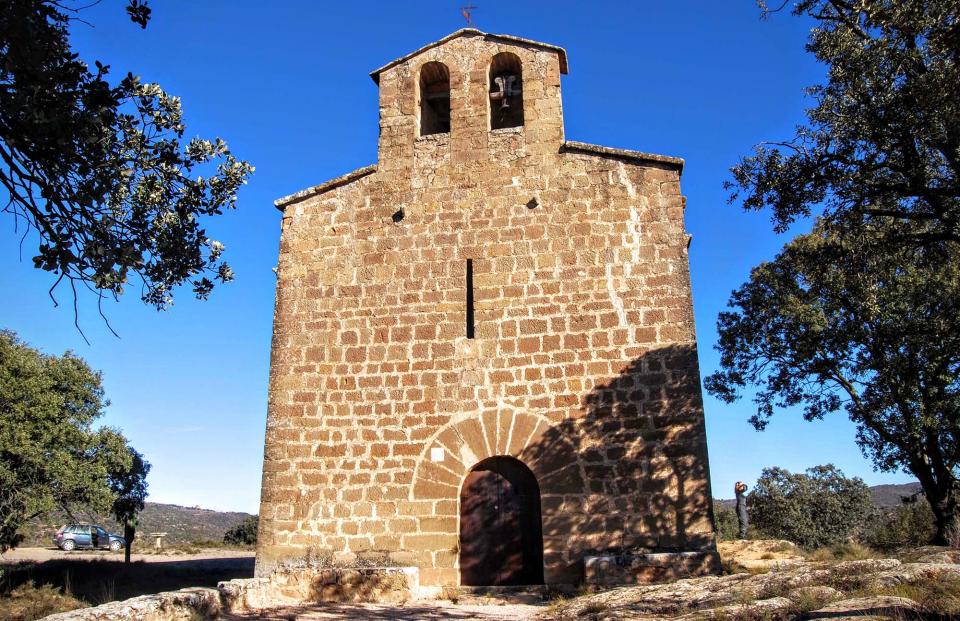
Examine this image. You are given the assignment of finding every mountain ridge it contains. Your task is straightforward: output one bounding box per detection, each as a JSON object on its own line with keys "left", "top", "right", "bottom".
{"left": 21, "top": 501, "right": 255, "bottom": 547}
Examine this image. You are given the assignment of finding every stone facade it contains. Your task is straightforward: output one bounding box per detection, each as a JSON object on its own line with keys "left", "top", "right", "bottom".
{"left": 257, "top": 28, "right": 718, "bottom": 588}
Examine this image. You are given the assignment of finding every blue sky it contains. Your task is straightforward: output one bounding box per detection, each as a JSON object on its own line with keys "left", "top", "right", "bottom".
{"left": 0, "top": 1, "right": 916, "bottom": 514}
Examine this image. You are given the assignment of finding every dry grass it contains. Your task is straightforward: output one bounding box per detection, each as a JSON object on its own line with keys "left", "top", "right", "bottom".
{"left": 846, "top": 573, "right": 960, "bottom": 618}
{"left": 0, "top": 582, "right": 86, "bottom": 621}
{"left": 804, "top": 542, "right": 880, "bottom": 562}
{"left": 577, "top": 600, "right": 610, "bottom": 617}
{"left": 161, "top": 539, "right": 254, "bottom": 555}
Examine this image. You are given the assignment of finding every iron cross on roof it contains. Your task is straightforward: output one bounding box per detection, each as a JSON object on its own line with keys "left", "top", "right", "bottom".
{"left": 461, "top": 2, "right": 478, "bottom": 26}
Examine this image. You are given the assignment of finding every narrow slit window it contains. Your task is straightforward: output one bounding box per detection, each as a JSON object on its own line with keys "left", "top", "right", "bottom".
{"left": 419, "top": 61, "right": 451, "bottom": 136}
{"left": 466, "top": 259, "right": 475, "bottom": 339}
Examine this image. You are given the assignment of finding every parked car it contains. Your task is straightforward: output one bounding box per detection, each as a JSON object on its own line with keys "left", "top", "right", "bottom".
{"left": 54, "top": 524, "right": 125, "bottom": 552}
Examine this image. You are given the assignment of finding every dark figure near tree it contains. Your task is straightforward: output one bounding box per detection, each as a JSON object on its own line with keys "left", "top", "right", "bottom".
{"left": 735, "top": 481, "right": 749, "bottom": 539}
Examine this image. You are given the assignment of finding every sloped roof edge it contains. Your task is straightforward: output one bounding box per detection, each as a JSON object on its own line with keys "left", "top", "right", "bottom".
{"left": 273, "top": 143, "right": 682, "bottom": 210}
{"left": 274, "top": 164, "right": 376, "bottom": 210}
{"left": 562, "top": 141, "right": 685, "bottom": 175}
{"left": 370, "top": 28, "right": 569, "bottom": 84}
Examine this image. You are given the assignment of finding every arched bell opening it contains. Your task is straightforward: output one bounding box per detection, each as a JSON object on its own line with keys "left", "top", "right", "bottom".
{"left": 459, "top": 455, "right": 544, "bottom": 586}
{"left": 419, "top": 61, "right": 451, "bottom": 136}
{"left": 488, "top": 52, "right": 524, "bottom": 130}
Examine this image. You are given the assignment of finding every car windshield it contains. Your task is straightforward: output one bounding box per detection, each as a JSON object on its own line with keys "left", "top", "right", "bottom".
{"left": 97, "top": 528, "right": 107, "bottom": 536}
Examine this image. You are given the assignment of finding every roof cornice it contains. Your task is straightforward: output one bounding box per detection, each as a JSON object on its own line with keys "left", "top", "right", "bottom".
{"left": 562, "top": 141, "right": 684, "bottom": 175}
{"left": 274, "top": 165, "right": 376, "bottom": 210}
{"left": 370, "top": 29, "right": 569, "bottom": 84}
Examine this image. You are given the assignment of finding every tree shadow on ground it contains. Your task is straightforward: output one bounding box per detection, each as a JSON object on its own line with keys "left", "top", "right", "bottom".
{"left": 224, "top": 601, "right": 538, "bottom": 620}
{"left": 0, "top": 556, "right": 254, "bottom": 605}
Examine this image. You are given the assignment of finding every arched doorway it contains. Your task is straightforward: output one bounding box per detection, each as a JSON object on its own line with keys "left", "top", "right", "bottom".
{"left": 459, "top": 456, "right": 544, "bottom": 585}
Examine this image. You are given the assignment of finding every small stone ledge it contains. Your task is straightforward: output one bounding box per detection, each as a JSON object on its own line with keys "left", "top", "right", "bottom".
{"left": 585, "top": 550, "right": 722, "bottom": 585}
{"left": 41, "top": 587, "right": 221, "bottom": 621}
{"left": 219, "top": 566, "right": 419, "bottom": 613}
{"left": 562, "top": 140, "right": 685, "bottom": 174}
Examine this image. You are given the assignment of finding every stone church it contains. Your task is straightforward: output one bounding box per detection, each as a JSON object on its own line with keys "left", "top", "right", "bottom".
{"left": 257, "top": 29, "right": 719, "bottom": 590}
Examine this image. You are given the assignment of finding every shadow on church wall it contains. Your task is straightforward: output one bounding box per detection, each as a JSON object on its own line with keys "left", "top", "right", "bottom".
{"left": 501, "top": 343, "right": 718, "bottom": 583}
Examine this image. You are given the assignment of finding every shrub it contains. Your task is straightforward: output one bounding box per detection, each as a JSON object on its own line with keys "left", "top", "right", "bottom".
{"left": 0, "top": 582, "right": 86, "bottom": 621}
{"left": 714, "top": 501, "right": 740, "bottom": 541}
{"left": 859, "top": 499, "right": 936, "bottom": 551}
{"left": 748, "top": 465, "right": 872, "bottom": 548}
{"left": 222, "top": 516, "right": 258, "bottom": 546}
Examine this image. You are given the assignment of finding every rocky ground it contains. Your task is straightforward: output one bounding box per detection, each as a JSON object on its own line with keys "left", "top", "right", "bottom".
{"left": 543, "top": 543, "right": 960, "bottom": 620}
{"left": 215, "top": 542, "right": 960, "bottom": 620}
{"left": 23, "top": 542, "right": 960, "bottom": 620}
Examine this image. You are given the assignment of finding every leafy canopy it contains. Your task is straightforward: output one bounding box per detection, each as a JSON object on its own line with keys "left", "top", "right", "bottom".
{"left": 729, "top": 0, "right": 960, "bottom": 246}
{"left": 110, "top": 448, "right": 150, "bottom": 527}
{"left": 223, "top": 515, "right": 258, "bottom": 546}
{"left": 705, "top": 222, "right": 960, "bottom": 537}
{"left": 0, "top": 0, "right": 253, "bottom": 321}
{"left": 748, "top": 464, "right": 873, "bottom": 548}
{"left": 109, "top": 445, "right": 150, "bottom": 562}
{"left": 0, "top": 330, "right": 138, "bottom": 551}
{"left": 721, "top": 0, "right": 960, "bottom": 541}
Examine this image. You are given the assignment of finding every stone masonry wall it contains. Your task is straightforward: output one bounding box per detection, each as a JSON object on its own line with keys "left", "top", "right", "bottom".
{"left": 257, "top": 30, "right": 717, "bottom": 587}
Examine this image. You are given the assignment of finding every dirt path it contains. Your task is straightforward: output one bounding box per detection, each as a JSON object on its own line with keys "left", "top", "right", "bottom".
{"left": 0, "top": 546, "right": 254, "bottom": 565}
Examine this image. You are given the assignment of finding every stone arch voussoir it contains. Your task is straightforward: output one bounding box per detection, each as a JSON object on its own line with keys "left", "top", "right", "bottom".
{"left": 411, "top": 411, "right": 585, "bottom": 500}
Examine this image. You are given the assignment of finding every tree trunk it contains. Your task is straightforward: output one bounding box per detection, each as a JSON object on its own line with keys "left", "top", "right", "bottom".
{"left": 921, "top": 480, "right": 960, "bottom": 545}
{"left": 123, "top": 520, "right": 135, "bottom": 564}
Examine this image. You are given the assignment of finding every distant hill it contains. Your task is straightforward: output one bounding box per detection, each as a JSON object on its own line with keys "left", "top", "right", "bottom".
{"left": 869, "top": 482, "right": 923, "bottom": 507}
{"left": 21, "top": 502, "right": 254, "bottom": 547}
{"left": 716, "top": 482, "right": 924, "bottom": 510}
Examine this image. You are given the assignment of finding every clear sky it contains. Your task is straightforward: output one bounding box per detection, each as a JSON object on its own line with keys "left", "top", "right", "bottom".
{"left": 0, "top": 1, "right": 916, "bottom": 514}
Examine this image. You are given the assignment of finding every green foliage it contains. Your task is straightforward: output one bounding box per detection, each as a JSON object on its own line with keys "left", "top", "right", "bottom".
{"left": 729, "top": 0, "right": 960, "bottom": 247}
{"left": 109, "top": 447, "right": 150, "bottom": 562}
{"left": 860, "top": 499, "right": 937, "bottom": 551}
{"left": 713, "top": 501, "right": 740, "bottom": 541}
{"left": 720, "top": 0, "right": 960, "bottom": 546}
{"left": 222, "top": 515, "right": 258, "bottom": 546}
{"left": 705, "top": 220, "right": 960, "bottom": 542}
{"left": 0, "top": 0, "right": 253, "bottom": 318}
{"left": 0, "top": 330, "right": 134, "bottom": 551}
{"left": 747, "top": 465, "right": 873, "bottom": 548}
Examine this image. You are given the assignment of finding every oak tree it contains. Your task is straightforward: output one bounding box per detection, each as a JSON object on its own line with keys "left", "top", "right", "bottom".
{"left": 706, "top": 224, "right": 960, "bottom": 542}
{"left": 748, "top": 465, "right": 873, "bottom": 548}
{"left": 0, "top": 0, "right": 253, "bottom": 327}
{"left": 0, "top": 330, "right": 138, "bottom": 551}
{"left": 729, "top": 0, "right": 960, "bottom": 247}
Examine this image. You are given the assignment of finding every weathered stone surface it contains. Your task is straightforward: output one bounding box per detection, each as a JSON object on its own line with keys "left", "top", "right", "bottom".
{"left": 808, "top": 595, "right": 920, "bottom": 619}
{"left": 541, "top": 554, "right": 960, "bottom": 620}
{"left": 258, "top": 27, "right": 716, "bottom": 587}
{"left": 220, "top": 566, "right": 418, "bottom": 612}
{"left": 717, "top": 539, "right": 805, "bottom": 571}
{"left": 585, "top": 551, "right": 722, "bottom": 585}
{"left": 788, "top": 585, "right": 843, "bottom": 604}
{"left": 41, "top": 587, "right": 220, "bottom": 621}
{"left": 912, "top": 545, "right": 960, "bottom": 564}
{"left": 872, "top": 561, "right": 960, "bottom": 587}
{"left": 676, "top": 596, "right": 793, "bottom": 620}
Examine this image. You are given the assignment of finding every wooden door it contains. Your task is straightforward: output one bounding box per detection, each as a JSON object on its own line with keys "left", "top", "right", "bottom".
{"left": 459, "top": 457, "right": 544, "bottom": 586}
